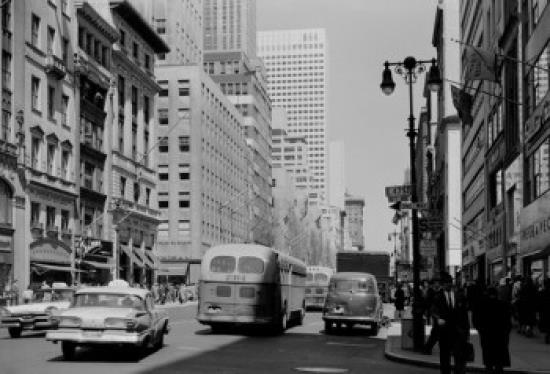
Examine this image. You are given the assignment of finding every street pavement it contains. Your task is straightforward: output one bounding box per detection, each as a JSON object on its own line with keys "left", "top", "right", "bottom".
{"left": 0, "top": 303, "right": 437, "bottom": 374}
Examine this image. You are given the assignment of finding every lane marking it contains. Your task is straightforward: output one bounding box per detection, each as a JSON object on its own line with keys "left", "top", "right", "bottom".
{"left": 326, "top": 342, "right": 377, "bottom": 348}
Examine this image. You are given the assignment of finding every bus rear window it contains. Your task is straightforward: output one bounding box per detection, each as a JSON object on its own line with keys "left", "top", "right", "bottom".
{"left": 210, "top": 256, "right": 236, "bottom": 273}
{"left": 314, "top": 273, "right": 328, "bottom": 282}
{"left": 238, "top": 256, "right": 264, "bottom": 274}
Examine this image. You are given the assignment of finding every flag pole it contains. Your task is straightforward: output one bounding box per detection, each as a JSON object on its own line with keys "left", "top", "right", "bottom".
{"left": 446, "top": 78, "right": 522, "bottom": 106}
{"left": 450, "top": 38, "right": 550, "bottom": 73}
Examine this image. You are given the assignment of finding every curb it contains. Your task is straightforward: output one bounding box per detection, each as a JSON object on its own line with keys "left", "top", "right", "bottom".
{"left": 384, "top": 336, "right": 550, "bottom": 374}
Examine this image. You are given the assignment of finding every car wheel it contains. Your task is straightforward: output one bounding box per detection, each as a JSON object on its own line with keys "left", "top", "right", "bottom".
{"left": 324, "top": 320, "right": 333, "bottom": 334}
{"left": 155, "top": 329, "right": 165, "bottom": 350}
{"left": 61, "top": 342, "right": 76, "bottom": 360}
{"left": 8, "top": 327, "right": 21, "bottom": 338}
{"left": 371, "top": 323, "right": 380, "bottom": 336}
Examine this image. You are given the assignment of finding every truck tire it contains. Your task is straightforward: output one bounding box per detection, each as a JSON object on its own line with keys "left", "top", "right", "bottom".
{"left": 61, "top": 342, "right": 76, "bottom": 360}
{"left": 8, "top": 327, "right": 21, "bottom": 338}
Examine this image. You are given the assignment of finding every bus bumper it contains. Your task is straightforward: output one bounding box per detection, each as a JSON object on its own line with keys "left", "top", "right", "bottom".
{"left": 197, "top": 314, "right": 274, "bottom": 325}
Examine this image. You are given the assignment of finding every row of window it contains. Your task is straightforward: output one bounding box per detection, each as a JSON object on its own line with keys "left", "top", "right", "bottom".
{"left": 30, "top": 202, "right": 70, "bottom": 231}
{"left": 30, "top": 136, "right": 71, "bottom": 180}
{"left": 78, "top": 26, "right": 110, "bottom": 69}
{"left": 158, "top": 79, "right": 190, "bottom": 97}
{"left": 119, "top": 28, "right": 153, "bottom": 71}
{"left": 158, "top": 136, "right": 190, "bottom": 153}
{"left": 31, "top": 76, "right": 70, "bottom": 123}
{"left": 30, "top": 13, "right": 70, "bottom": 64}
{"left": 118, "top": 176, "right": 152, "bottom": 207}
{"left": 526, "top": 136, "right": 550, "bottom": 202}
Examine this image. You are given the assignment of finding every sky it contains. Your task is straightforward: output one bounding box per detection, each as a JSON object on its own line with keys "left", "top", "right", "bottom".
{"left": 257, "top": 0, "right": 441, "bottom": 252}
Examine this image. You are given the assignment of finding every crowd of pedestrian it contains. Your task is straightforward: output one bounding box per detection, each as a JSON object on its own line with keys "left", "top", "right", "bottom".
{"left": 389, "top": 273, "right": 550, "bottom": 374}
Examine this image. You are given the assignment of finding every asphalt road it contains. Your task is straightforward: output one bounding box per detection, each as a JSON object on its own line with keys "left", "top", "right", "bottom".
{"left": 0, "top": 303, "right": 435, "bottom": 374}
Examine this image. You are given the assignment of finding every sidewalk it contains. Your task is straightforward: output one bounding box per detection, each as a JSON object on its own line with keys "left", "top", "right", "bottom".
{"left": 384, "top": 321, "right": 550, "bottom": 373}
{"left": 155, "top": 300, "right": 197, "bottom": 309}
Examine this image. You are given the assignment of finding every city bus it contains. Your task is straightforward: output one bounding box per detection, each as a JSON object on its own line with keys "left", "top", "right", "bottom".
{"left": 197, "top": 244, "right": 307, "bottom": 332}
{"left": 305, "top": 266, "right": 334, "bottom": 310}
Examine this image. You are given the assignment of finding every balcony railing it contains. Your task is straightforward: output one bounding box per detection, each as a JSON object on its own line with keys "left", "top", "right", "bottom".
{"left": 46, "top": 224, "right": 59, "bottom": 237}
{"left": 45, "top": 52, "right": 67, "bottom": 80}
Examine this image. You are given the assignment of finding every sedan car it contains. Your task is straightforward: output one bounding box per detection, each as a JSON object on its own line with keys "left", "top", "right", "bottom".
{"left": 0, "top": 284, "right": 74, "bottom": 338}
{"left": 322, "top": 272, "right": 383, "bottom": 335}
{"left": 46, "top": 282, "right": 169, "bottom": 360}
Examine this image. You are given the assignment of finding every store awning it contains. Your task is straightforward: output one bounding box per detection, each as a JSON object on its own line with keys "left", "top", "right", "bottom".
{"left": 80, "top": 260, "right": 114, "bottom": 270}
{"left": 32, "top": 263, "right": 80, "bottom": 272}
{"left": 157, "top": 266, "right": 188, "bottom": 276}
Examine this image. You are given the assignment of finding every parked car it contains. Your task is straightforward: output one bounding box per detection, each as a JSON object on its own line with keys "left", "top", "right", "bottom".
{"left": 46, "top": 280, "right": 169, "bottom": 360}
{"left": 322, "top": 272, "right": 383, "bottom": 335}
{"left": 0, "top": 283, "right": 74, "bottom": 338}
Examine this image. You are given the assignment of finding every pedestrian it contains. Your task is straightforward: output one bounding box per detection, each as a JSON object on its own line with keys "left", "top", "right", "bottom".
{"left": 475, "top": 286, "right": 512, "bottom": 374}
{"left": 511, "top": 276, "right": 522, "bottom": 328}
{"left": 394, "top": 283, "right": 405, "bottom": 320}
{"left": 423, "top": 279, "right": 441, "bottom": 355}
{"left": 22, "top": 285, "right": 33, "bottom": 304}
{"left": 152, "top": 283, "right": 159, "bottom": 303}
{"left": 538, "top": 278, "right": 550, "bottom": 344}
{"left": 431, "top": 272, "right": 470, "bottom": 374}
{"left": 518, "top": 277, "right": 538, "bottom": 337}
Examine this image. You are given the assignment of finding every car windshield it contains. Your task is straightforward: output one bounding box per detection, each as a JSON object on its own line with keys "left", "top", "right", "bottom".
{"left": 33, "top": 289, "right": 74, "bottom": 302}
{"left": 330, "top": 279, "right": 376, "bottom": 293}
{"left": 72, "top": 293, "right": 145, "bottom": 310}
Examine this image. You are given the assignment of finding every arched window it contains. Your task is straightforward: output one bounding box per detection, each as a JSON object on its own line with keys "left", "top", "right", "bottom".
{"left": 0, "top": 179, "right": 13, "bottom": 225}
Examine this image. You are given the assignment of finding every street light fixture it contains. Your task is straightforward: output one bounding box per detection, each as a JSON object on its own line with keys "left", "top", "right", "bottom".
{"left": 380, "top": 56, "right": 441, "bottom": 352}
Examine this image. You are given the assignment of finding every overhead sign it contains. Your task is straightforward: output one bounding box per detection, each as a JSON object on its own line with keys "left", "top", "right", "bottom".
{"left": 419, "top": 218, "right": 444, "bottom": 232}
{"left": 420, "top": 239, "right": 437, "bottom": 257}
{"left": 385, "top": 184, "right": 411, "bottom": 203}
{"left": 392, "top": 201, "right": 429, "bottom": 210}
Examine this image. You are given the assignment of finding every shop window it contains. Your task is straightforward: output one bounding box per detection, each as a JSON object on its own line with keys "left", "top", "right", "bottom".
{"left": 489, "top": 169, "right": 503, "bottom": 208}
{"left": 530, "top": 137, "right": 550, "bottom": 200}
{"left": 0, "top": 179, "right": 13, "bottom": 224}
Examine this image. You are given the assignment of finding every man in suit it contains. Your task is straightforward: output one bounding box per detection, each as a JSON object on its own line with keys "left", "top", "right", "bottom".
{"left": 431, "top": 272, "right": 470, "bottom": 374}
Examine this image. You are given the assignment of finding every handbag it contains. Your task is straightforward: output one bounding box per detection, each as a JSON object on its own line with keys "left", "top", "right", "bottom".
{"left": 464, "top": 342, "right": 475, "bottom": 362}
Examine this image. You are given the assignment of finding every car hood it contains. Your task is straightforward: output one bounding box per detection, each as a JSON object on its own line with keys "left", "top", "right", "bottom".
{"left": 6, "top": 301, "right": 70, "bottom": 315}
{"left": 59, "top": 307, "right": 137, "bottom": 320}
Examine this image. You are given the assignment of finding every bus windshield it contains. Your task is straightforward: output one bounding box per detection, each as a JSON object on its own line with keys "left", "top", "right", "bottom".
{"left": 238, "top": 256, "right": 264, "bottom": 274}
{"left": 210, "top": 256, "right": 236, "bottom": 273}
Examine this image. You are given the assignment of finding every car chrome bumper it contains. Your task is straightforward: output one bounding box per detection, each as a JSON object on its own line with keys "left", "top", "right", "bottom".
{"left": 1, "top": 318, "right": 53, "bottom": 330}
{"left": 46, "top": 329, "right": 147, "bottom": 345}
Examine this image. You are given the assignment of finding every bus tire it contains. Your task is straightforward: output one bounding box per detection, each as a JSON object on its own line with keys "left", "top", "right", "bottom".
{"left": 297, "top": 302, "right": 305, "bottom": 326}
{"left": 370, "top": 322, "right": 379, "bottom": 336}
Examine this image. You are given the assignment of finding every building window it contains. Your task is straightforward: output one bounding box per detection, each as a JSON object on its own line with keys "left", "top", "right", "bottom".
{"left": 179, "top": 164, "right": 190, "bottom": 180}
{"left": 156, "top": 19, "right": 166, "bottom": 34}
{"left": 119, "top": 29, "right": 125, "bottom": 48}
{"left": 531, "top": 137, "right": 550, "bottom": 200}
{"left": 47, "top": 85, "right": 55, "bottom": 120}
{"left": 178, "top": 80, "right": 190, "bottom": 96}
{"left": 31, "top": 137, "right": 40, "bottom": 169}
{"left": 158, "top": 137, "right": 168, "bottom": 153}
{"left": 118, "top": 176, "right": 126, "bottom": 199}
{"left": 158, "top": 200, "right": 169, "bottom": 209}
{"left": 158, "top": 80, "right": 168, "bottom": 96}
{"left": 46, "top": 206, "right": 56, "bottom": 228}
{"left": 118, "top": 118, "right": 124, "bottom": 152}
{"left": 118, "top": 75, "right": 125, "bottom": 109}
{"left": 131, "top": 85, "right": 138, "bottom": 119}
{"left": 158, "top": 221, "right": 169, "bottom": 238}
{"left": 30, "top": 202, "right": 40, "bottom": 225}
{"left": 179, "top": 136, "right": 189, "bottom": 152}
{"left": 2, "top": 1, "right": 11, "bottom": 30}
{"left": 143, "top": 96, "right": 150, "bottom": 124}
{"left": 131, "top": 123, "right": 137, "bottom": 160}
{"left": 133, "top": 182, "right": 140, "bottom": 203}
{"left": 46, "top": 142, "right": 56, "bottom": 174}
{"left": 179, "top": 200, "right": 190, "bottom": 208}
{"left": 159, "top": 173, "right": 168, "bottom": 181}
{"left": 132, "top": 42, "right": 139, "bottom": 61}
{"left": 61, "top": 0, "right": 68, "bottom": 15}
{"left": 2, "top": 51, "right": 11, "bottom": 89}
{"left": 145, "top": 188, "right": 151, "bottom": 206}
{"left": 47, "top": 26, "right": 55, "bottom": 54}
{"left": 61, "top": 149, "right": 69, "bottom": 180}
{"left": 31, "top": 14, "right": 40, "bottom": 48}
{"left": 0, "top": 179, "right": 12, "bottom": 225}
{"left": 31, "top": 76, "right": 40, "bottom": 111}
{"left": 533, "top": 43, "right": 550, "bottom": 109}
{"left": 61, "top": 209, "right": 69, "bottom": 231}
{"left": 1, "top": 110, "right": 10, "bottom": 142}
{"left": 62, "top": 38, "right": 69, "bottom": 65}
{"left": 144, "top": 54, "right": 151, "bottom": 70}
{"left": 61, "top": 95, "right": 69, "bottom": 127}
{"left": 489, "top": 169, "right": 503, "bottom": 208}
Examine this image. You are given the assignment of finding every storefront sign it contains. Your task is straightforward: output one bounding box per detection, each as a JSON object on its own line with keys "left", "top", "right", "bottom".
{"left": 486, "top": 214, "right": 504, "bottom": 261}
{"left": 30, "top": 238, "right": 72, "bottom": 264}
{"left": 420, "top": 239, "right": 436, "bottom": 257}
{"left": 520, "top": 192, "right": 550, "bottom": 255}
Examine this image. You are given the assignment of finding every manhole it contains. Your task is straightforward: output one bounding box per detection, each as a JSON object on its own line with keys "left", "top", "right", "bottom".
{"left": 294, "top": 368, "right": 349, "bottom": 373}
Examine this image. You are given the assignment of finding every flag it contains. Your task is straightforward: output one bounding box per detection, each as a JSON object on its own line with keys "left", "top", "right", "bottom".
{"left": 451, "top": 85, "right": 474, "bottom": 126}
{"left": 463, "top": 45, "right": 499, "bottom": 82}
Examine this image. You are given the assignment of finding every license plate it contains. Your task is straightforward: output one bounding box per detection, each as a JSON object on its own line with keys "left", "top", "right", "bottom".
{"left": 83, "top": 330, "right": 102, "bottom": 337}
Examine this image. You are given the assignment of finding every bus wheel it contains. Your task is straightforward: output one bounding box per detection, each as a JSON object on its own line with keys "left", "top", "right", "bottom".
{"left": 297, "top": 308, "right": 305, "bottom": 326}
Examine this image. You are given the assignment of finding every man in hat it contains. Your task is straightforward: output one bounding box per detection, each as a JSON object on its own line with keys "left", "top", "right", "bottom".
{"left": 431, "top": 272, "right": 470, "bottom": 374}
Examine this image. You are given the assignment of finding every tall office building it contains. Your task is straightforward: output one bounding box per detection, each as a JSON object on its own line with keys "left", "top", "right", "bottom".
{"left": 203, "top": 0, "right": 256, "bottom": 57}
{"left": 258, "top": 29, "right": 328, "bottom": 207}
{"left": 203, "top": 0, "right": 272, "bottom": 246}
{"left": 328, "top": 141, "right": 345, "bottom": 210}
{"left": 344, "top": 193, "right": 365, "bottom": 251}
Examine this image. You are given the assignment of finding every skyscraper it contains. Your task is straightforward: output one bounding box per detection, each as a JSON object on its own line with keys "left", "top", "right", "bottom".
{"left": 203, "top": 0, "right": 256, "bottom": 57}
{"left": 258, "top": 29, "right": 328, "bottom": 207}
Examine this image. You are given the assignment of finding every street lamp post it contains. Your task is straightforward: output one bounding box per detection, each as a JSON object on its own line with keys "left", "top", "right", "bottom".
{"left": 380, "top": 56, "right": 441, "bottom": 351}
